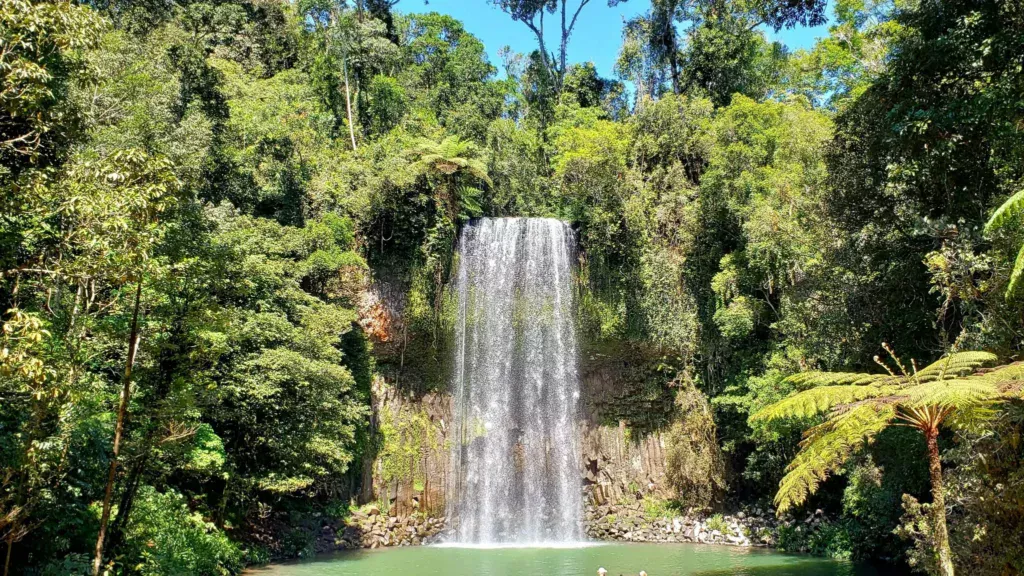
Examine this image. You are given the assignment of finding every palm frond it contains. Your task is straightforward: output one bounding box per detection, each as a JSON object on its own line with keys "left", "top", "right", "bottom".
{"left": 752, "top": 385, "right": 891, "bottom": 422}
{"left": 985, "top": 187, "right": 1024, "bottom": 232}
{"left": 774, "top": 403, "right": 897, "bottom": 512}
{"left": 915, "top": 351, "right": 997, "bottom": 381}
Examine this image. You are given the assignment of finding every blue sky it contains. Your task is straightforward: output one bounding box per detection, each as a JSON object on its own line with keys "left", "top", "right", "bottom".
{"left": 394, "top": 0, "right": 833, "bottom": 78}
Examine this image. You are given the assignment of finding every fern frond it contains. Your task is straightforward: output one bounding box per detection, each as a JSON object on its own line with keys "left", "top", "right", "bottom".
{"left": 1008, "top": 245, "right": 1024, "bottom": 298}
{"left": 985, "top": 187, "right": 1024, "bottom": 232}
{"left": 916, "top": 351, "right": 997, "bottom": 381}
{"left": 752, "top": 385, "right": 891, "bottom": 422}
{"left": 974, "top": 362, "right": 1024, "bottom": 381}
{"left": 969, "top": 363, "right": 1024, "bottom": 398}
{"left": 774, "top": 403, "right": 897, "bottom": 512}
{"left": 945, "top": 404, "right": 999, "bottom": 431}
{"left": 998, "top": 380, "right": 1024, "bottom": 397}
{"left": 784, "top": 371, "right": 895, "bottom": 390}
{"left": 902, "top": 379, "right": 1002, "bottom": 411}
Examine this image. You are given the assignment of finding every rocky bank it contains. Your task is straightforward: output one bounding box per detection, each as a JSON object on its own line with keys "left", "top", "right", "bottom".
{"left": 313, "top": 503, "right": 840, "bottom": 554}
{"left": 585, "top": 504, "right": 777, "bottom": 547}
{"left": 314, "top": 507, "right": 445, "bottom": 553}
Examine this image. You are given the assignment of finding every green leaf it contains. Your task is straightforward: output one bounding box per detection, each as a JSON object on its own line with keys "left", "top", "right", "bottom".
{"left": 902, "top": 379, "right": 1002, "bottom": 411}
{"left": 784, "top": 371, "right": 895, "bottom": 389}
{"left": 775, "top": 403, "right": 897, "bottom": 512}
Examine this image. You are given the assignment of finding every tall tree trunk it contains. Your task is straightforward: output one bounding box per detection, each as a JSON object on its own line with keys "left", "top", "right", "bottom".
{"left": 343, "top": 58, "right": 358, "bottom": 151}
{"left": 104, "top": 452, "right": 149, "bottom": 560}
{"left": 559, "top": 0, "right": 568, "bottom": 90}
{"left": 4, "top": 537, "right": 12, "bottom": 576}
{"left": 925, "top": 429, "right": 955, "bottom": 576}
{"left": 664, "top": 8, "right": 681, "bottom": 95}
{"left": 92, "top": 279, "right": 143, "bottom": 576}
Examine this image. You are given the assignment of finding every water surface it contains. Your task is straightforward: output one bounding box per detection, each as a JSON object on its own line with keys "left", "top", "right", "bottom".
{"left": 249, "top": 543, "right": 885, "bottom": 576}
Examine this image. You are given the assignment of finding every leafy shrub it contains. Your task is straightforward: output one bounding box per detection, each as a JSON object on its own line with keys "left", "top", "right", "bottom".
{"left": 39, "top": 553, "right": 92, "bottom": 576}
{"left": 705, "top": 514, "right": 731, "bottom": 535}
{"left": 244, "top": 545, "right": 271, "bottom": 567}
{"left": 776, "top": 519, "right": 853, "bottom": 560}
{"left": 121, "top": 486, "right": 244, "bottom": 576}
{"left": 641, "top": 496, "right": 680, "bottom": 520}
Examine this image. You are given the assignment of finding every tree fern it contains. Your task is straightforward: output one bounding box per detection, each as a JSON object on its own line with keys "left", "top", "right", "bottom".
{"left": 985, "top": 187, "right": 1024, "bottom": 230}
{"left": 902, "top": 379, "right": 1002, "bottom": 411}
{"left": 753, "top": 346, "right": 1023, "bottom": 576}
{"left": 1009, "top": 246, "right": 1024, "bottom": 298}
{"left": 408, "top": 135, "right": 492, "bottom": 221}
{"left": 984, "top": 187, "right": 1024, "bottom": 297}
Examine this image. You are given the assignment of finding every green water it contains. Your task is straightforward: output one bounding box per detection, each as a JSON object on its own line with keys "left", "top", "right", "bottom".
{"left": 248, "top": 543, "right": 889, "bottom": 576}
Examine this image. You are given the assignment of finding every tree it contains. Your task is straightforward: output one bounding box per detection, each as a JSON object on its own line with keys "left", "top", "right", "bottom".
{"left": 782, "top": 0, "right": 902, "bottom": 109}
{"left": 84, "top": 149, "right": 180, "bottom": 576}
{"left": 407, "top": 135, "right": 491, "bottom": 320}
{"left": 489, "top": 0, "right": 608, "bottom": 93}
{"left": 615, "top": 14, "right": 665, "bottom": 107}
{"left": 0, "top": 0, "right": 104, "bottom": 173}
{"left": 615, "top": 0, "right": 791, "bottom": 107}
{"left": 823, "top": 0, "right": 1024, "bottom": 362}
{"left": 400, "top": 13, "right": 503, "bottom": 141}
{"left": 302, "top": 0, "right": 398, "bottom": 149}
{"left": 752, "top": 348, "right": 1024, "bottom": 576}
{"left": 680, "top": 11, "right": 786, "bottom": 107}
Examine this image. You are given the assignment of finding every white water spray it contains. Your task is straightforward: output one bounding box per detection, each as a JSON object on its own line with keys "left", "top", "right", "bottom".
{"left": 447, "top": 218, "right": 583, "bottom": 544}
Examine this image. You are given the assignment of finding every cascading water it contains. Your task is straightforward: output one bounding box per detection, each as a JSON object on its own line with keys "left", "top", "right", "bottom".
{"left": 447, "top": 217, "right": 583, "bottom": 545}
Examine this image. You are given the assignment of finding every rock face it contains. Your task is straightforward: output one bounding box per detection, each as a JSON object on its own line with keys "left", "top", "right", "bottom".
{"left": 578, "top": 357, "right": 676, "bottom": 508}
{"left": 360, "top": 352, "right": 676, "bottom": 533}
{"left": 316, "top": 510, "right": 446, "bottom": 552}
{"left": 365, "top": 379, "right": 451, "bottom": 518}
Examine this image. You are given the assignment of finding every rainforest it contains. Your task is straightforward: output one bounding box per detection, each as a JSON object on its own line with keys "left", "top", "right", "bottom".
{"left": 1, "top": 0, "right": 1023, "bottom": 575}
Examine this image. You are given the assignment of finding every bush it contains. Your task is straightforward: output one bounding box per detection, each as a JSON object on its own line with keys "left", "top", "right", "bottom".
{"left": 705, "top": 514, "right": 731, "bottom": 535}
{"left": 665, "top": 383, "right": 726, "bottom": 512}
{"left": 40, "top": 553, "right": 92, "bottom": 576}
{"left": 641, "top": 496, "right": 680, "bottom": 520}
{"left": 121, "top": 486, "right": 244, "bottom": 576}
{"left": 776, "top": 519, "right": 854, "bottom": 560}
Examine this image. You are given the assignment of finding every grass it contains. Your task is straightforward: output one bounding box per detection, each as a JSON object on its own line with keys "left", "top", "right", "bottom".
{"left": 705, "top": 513, "right": 732, "bottom": 535}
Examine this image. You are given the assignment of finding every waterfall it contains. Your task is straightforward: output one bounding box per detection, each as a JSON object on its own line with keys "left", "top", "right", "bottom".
{"left": 447, "top": 217, "right": 583, "bottom": 544}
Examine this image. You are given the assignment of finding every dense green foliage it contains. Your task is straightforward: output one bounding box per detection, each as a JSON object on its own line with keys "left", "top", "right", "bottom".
{"left": 2, "top": 0, "right": 1023, "bottom": 574}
